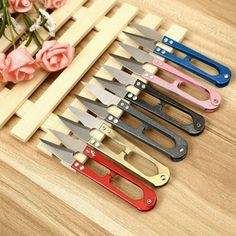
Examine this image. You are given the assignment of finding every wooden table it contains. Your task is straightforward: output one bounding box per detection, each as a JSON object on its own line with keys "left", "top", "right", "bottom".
{"left": 1, "top": 0, "right": 235, "bottom": 235}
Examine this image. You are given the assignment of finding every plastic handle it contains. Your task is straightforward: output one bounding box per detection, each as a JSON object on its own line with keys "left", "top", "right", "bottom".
{"left": 153, "top": 36, "right": 232, "bottom": 87}
{"left": 105, "top": 101, "right": 188, "bottom": 161}
{"left": 151, "top": 57, "right": 221, "bottom": 112}
{"left": 128, "top": 80, "right": 205, "bottom": 135}
{"left": 71, "top": 145, "right": 157, "bottom": 211}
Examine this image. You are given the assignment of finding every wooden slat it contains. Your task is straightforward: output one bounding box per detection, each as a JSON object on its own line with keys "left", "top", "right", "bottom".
{"left": 38, "top": 14, "right": 163, "bottom": 154}
{"left": 0, "top": 0, "right": 113, "bottom": 128}
{"left": 11, "top": 3, "right": 138, "bottom": 142}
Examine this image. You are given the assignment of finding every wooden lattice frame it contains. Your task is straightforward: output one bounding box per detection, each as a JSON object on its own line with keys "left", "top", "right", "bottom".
{"left": 0, "top": 0, "right": 187, "bottom": 156}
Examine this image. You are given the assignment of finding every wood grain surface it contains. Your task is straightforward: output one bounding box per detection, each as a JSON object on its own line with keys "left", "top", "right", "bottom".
{"left": 1, "top": 0, "right": 236, "bottom": 235}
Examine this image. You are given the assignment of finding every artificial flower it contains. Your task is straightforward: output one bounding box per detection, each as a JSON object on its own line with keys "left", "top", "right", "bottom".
{"left": 44, "top": 0, "right": 65, "bottom": 9}
{"left": 0, "top": 48, "right": 38, "bottom": 83}
{"left": 9, "top": 0, "right": 35, "bottom": 13}
{"left": 36, "top": 40, "right": 75, "bottom": 72}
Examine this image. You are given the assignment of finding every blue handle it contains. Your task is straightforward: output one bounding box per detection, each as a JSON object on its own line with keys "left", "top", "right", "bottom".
{"left": 153, "top": 36, "right": 232, "bottom": 87}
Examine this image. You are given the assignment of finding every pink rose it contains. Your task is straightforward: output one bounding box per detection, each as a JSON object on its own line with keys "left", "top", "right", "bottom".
{"left": 9, "top": 0, "right": 35, "bottom": 13}
{"left": 0, "top": 48, "right": 38, "bottom": 84}
{"left": 36, "top": 40, "right": 75, "bottom": 72}
{"left": 44, "top": 0, "right": 65, "bottom": 9}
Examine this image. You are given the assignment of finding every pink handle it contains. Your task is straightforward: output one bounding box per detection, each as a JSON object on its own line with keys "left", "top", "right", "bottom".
{"left": 71, "top": 145, "right": 157, "bottom": 211}
{"left": 142, "top": 58, "right": 221, "bottom": 112}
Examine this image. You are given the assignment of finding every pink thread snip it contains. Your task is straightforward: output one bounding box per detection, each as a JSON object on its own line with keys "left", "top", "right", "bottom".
{"left": 141, "top": 57, "right": 221, "bottom": 112}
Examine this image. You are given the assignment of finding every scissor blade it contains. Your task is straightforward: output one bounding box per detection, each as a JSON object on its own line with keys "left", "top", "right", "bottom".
{"left": 119, "top": 42, "right": 153, "bottom": 64}
{"left": 102, "top": 65, "right": 136, "bottom": 86}
{"left": 67, "top": 107, "right": 103, "bottom": 130}
{"left": 94, "top": 77, "right": 127, "bottom": 98}
{"left": 131, "top": 23, "right": 163, "bottom": 42}
{"left": 40, "top": 139, "right": 75, "bottom": 166}
{"left": 49, "top": 129, "right": 87, "bottom": 153}
{"left": 123, "top": 32, "right": 156, "bottom": 52}
{"left": 59, "top": 115, "right": 92, "bottom": 142}
{"left": 110, "top": 54, "right": 145, "bottom": 75}
{"left": 83, "top": 82, "right": 121, "bottom": 106}
{"left": 76, "top": 96, "right": 109, "bottom": 119}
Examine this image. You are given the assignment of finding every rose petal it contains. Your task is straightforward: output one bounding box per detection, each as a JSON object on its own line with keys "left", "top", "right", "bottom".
{"left": 46, "top": 48, "right": 67, "bottom": 59}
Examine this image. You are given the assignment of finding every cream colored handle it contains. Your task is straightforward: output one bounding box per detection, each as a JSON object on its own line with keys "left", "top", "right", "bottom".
{"left": 96, "top": 123, "right": 170, "bottom": 187}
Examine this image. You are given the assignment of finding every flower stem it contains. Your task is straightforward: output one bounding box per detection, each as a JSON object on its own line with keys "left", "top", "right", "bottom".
{"left": 23, "top": 13, "right": 42, "bottom": 48}
{"left": 2, "top": 0, "right": 16, "bottom": 48}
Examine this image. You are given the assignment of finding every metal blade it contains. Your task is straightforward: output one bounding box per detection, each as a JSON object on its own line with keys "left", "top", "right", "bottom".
{"left": 102, "top": 65, "right": 136, "bottom": 86}
{"left": 49, "top": 129, "right": 87, "bottom": 153}
{"left": 59, "top": 116, "right": 92, "bottom": 142}
{"left": 110, "top": 54, "right": 145, "bottom": 75}
{"left": 67, "top": 107, "right": 103, "bottom": 130}
{"left": 118, "top": 42, "right": 153, "bottom": 64}
{"left": 75, "top": 96, "right": 109, "bottom": 119}
{"left": 40, "top": 139, "right": 75, "bottom": 166}
{"left": 94, "top": 76, "right": 127, "bottom": 98}
{"left": 123, "top": 32, "right": 156, "bottom": 52}
{"left": 83, "top": 82, "right": 121, "bottom": 106}
{"left": 131, "top": 23, "right": 164, "bottom": 41}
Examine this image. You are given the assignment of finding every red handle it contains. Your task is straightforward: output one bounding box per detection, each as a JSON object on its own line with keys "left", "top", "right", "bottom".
{"left": 71, "top": 145, "right": 157, "bottom": 211}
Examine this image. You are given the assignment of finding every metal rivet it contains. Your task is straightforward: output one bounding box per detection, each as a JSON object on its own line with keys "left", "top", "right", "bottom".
{"left": 156, "top": 48, "right": 161, "bottom": 52}
{"left": 132, "top": 96, "right": 137, "bottom": 100}
{"left": 147, "top": 199, "right": 152, "bottom": 205}
{"left": 159, "top": 62, "right": 163, "bottom": 66}
{"left": 169, "top": 40, "right": 173, "bottom": 44}
{"left": 101, "top": 126, "right": 106, "bottom": 131}
{"left": 141, "top": 84, "right": 146, "bottom": 89}
{"left": 224, "top": 74, "right": 229, "bottom": 79}
{"left": 160, "top": 175, "right": 166, "bottom": 181}
{"left": 196, "top": 123, "right": 201, "bottom": 128}
{"left": 128, "top": 93, "right": 133, "bottom": 98}
{"left": 90, "top": 139, "right": 96, "bottom": 144}
{"left": 108, "top": 115, "right": 113, "bottom": 121}
{"left": 79, "top": 166, "right": 85, "bottom": 171}
{"left": 125, "top": 105, "right": 129, "bottom": 109}
{"left": 86, "top": 149, "right": 90, "bottom": 153}
{"left": 144, "top": 73, "right": 149, "bottom": 77}
{"left": 136, "top": 81, "right": 141, "bottom": 86}
{"left": 179, "top": 147, "right": 184, "bottom": 153}
{"left": 163, "top": 38, "right": 168, "bottom": 43}
{"left": 120, "top": 102, "right": 125, "bottom": 106}
{"left": 161, "top": 50, "right": 166, "bottom": 54}
{"left": 74, "top": 162, "right": 79, "bottom": 167}
{"left": 113, "top": 118, "right": 118, "bottom": 124}
{"left": 95, "top": 142, "right": 100, "bottom": 147}
{"left": 150, "top": 75, "right": 154, "bottom": 79}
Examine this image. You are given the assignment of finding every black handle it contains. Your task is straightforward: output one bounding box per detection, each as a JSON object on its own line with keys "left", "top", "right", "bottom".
{"left": 127, "top": 80, "right": 205, "bottom": 135}
{"left": 105, "top": 101, "right": 188, "bottom": 161}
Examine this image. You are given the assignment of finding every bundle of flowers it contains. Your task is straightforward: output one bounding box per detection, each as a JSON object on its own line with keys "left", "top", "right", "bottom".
{"left": 0, "top": 0, "right": 75, "bottom": 83}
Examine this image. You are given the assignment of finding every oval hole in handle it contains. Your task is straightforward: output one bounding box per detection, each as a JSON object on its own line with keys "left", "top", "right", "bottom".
{"left": 174, "top": 50, "right": 219, "bottom": 75}
{"left": 178, "top": 82, "right": 210, "bottom": 101}
{"left": 161, "top": 104, "right": 195, "bottom": 125}
{"left": 124, "top": 152, "right": 158, "bottom": 177}
{"left": 102, "top": 136, "right": 126, "bottom": 155}
{"left": 110, "top": 175, "right": 144, "bottom": 200}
